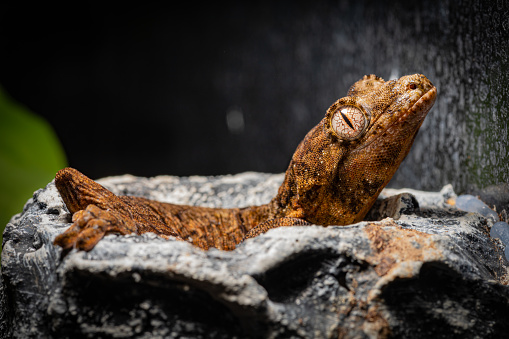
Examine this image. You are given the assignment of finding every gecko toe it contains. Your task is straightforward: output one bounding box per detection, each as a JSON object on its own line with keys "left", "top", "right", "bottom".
{"left": 53, "top": 228, "right": 80, "bottom": 250}
{"left": 75, "top": 226, "right": 106, "bottom": 252}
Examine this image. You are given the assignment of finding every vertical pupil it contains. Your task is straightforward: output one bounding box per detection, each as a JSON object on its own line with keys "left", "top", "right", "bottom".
{"left": 340, "top": 109, "right": 355, "bottom": 130}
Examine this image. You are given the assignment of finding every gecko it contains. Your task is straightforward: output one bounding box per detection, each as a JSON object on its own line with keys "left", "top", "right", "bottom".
{"left": 53, "top": 74, "right": 437, "bottom": 252}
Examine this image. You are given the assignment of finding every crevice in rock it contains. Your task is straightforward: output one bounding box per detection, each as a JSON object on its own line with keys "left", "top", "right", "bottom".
{"left": 381, "top": 261, "right": 509, "bottom": 338}
{"left": 253, "top": 250, "right": 370, "bottom": 303}
{"left": 53, "top": 269, "right": 250, "bottom": 338}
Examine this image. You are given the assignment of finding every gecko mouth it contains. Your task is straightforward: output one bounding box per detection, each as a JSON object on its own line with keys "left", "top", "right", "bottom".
{"left": 383, "top": 85, "right": 437, "bottom": 132}
{"left": 405, "top": 85, "right": 437, "bottom": 121}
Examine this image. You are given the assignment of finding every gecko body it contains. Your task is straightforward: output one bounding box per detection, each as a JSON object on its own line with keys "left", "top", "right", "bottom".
{"left": 54, "top": 74, "right": 436, "bottom": 251}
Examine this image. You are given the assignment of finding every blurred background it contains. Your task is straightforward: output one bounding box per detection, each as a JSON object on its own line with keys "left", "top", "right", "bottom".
{"left": 1, "top": 1, "right": 508, "bottom": 236}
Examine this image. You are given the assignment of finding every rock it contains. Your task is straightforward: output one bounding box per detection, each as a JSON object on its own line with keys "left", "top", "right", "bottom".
{"left": 470, "top": 183, "right": 509, "bottom": 216}
{"left": 1, "top": 173, "right": 509, "bottom": 338}
{"left": 455, "top": 194, "right": 500, "bottom": 223}
{"left": 490, "top": 222, "right": 509, "bottom": 261}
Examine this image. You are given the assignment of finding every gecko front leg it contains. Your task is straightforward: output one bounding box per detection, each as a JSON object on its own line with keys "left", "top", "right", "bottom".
{"left": 54, "top": 168, "right": 180, "bottom": 251}
{"left": 54, "top": 204, "right": 139, "bottom": 251}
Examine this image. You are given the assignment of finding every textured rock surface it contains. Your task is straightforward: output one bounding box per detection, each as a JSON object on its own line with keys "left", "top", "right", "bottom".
{"left": 2, "top": 173, "right": 509, "bottom": 338}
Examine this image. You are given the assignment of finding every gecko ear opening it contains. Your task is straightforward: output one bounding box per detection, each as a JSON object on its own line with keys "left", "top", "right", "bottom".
{"left": 326, "top": 98, "right": 370, "bottom": 141}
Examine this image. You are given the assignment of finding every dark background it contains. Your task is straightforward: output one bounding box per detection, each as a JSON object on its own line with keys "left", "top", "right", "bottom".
{"left": 0, "top": 1, "right": 508, "bottom": 194}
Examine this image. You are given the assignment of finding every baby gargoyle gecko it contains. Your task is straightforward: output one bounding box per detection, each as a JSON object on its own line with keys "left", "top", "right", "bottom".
{"left": 54, "top": 74, "right": 437, "bottom": 251}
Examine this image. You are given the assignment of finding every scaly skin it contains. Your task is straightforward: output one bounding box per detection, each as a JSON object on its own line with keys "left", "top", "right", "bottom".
{"left": 54, "top": 74, "right": 437, "bottom": 251}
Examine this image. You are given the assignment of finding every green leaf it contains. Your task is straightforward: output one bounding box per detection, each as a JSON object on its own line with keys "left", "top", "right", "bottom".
{"left": 0, "top": 86, "right": 67, "bottom": 245}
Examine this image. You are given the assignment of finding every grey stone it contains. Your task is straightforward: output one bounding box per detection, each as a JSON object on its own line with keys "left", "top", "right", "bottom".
{"left": 1, "top": 173, "right": 509, "bottom": 338}
{"left": 455, "top": 194, "right": 500, "bottom": 223}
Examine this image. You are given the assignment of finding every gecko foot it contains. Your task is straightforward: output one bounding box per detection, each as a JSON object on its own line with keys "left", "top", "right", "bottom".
{"left": 54, "top": 204, "right": 137, "bottom": 251}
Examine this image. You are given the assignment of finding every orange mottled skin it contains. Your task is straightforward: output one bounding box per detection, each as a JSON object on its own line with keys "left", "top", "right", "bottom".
{"left": 54, "top": 74, "right": 436, "bottom": 251}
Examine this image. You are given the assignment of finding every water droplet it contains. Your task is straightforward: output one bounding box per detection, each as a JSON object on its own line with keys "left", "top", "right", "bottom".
{"left": 226, "top": 108, "right": 245, "bottom": 134}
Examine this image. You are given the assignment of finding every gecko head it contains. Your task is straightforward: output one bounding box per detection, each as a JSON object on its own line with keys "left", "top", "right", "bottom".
{"left": 324, "top": 73, "right": 436, "bottom": 221}
{"left": 276, "top": 74, "right": 436, "bottom": 225}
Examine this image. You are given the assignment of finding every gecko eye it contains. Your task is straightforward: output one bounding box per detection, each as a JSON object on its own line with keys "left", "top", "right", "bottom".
{"left": 330, "top": 105, "right": 367, "bottom": 140}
